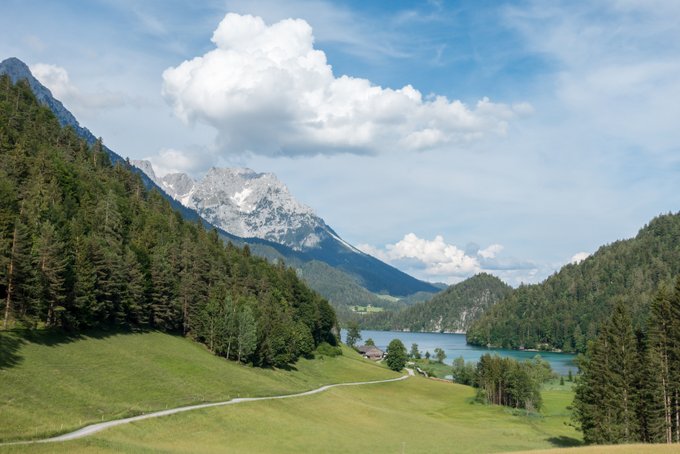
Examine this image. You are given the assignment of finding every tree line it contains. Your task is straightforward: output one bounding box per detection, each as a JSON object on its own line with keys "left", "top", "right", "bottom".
{"left": 452, "top": 354, "right": 555, "bottom": 411}
{"left": 573, "top": 277, "right": 680, "bottom": 445}
{"left": 0, "top": 76, "right": 338, "bottom": 367}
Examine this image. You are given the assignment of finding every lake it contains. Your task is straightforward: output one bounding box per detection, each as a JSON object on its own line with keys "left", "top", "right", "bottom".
{"left": 342, "top": 329, "right": 577, "bottom": 376}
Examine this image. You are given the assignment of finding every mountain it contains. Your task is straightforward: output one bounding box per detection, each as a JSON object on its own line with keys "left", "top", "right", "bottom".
{"left": 358, "top": 273, "right": 512, "bottom": 333}
{"left": 134, "top": 160, "right": 440, "bottom": 298}
{"left": 0, "top": 57, "right": 437, "bottom": 308}
{"left": 0, "top": 57, "right": 122, "bottom": 165}
{"left": 139, "top": 164, "right": 339, "bottom": 252}
{"left": 0, "top": 73, "right": 337, "bottom": 367}
{"left": 467, "top": 212, "right": 680, "bottom": 351}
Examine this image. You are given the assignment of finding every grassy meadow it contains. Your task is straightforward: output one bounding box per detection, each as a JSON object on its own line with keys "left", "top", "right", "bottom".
{"left": 0, "top": 375, "right": 582, "bottom": 453}
{"left": 0, "top": 329, "right": 396, "bottom": 442}
{"left": 0, "top": 327, "right": 585, "bottom": 453}
{"left": 18, "top": 329, "right": 676, "bottom": 453}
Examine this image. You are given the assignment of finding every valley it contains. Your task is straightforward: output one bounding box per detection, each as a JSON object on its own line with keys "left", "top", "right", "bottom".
{"left": 1, "top": 1, "right": 679, "bottom": 451}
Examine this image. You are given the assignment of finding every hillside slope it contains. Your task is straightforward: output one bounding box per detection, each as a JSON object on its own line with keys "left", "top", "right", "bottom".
{"left": 467, "top": 213, "right": 680, "bottom": 351}
{"left": 0, "top": 330, "right": 396, "bottom": 442}
{"left": 359, "top": 273, "right": 512, "bottom": 332}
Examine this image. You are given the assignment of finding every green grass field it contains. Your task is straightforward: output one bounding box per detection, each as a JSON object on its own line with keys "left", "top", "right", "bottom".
{"left": 0, "top": 329, "right": 397, "bottom": 442}
{"left": 350, "top": 305, "right": 385, "bottom": 313}
{"left": 0, "top": 375, "right": 582, "bottom": 453}
{"left": 0, "top": 329, "right": 597, "bottom": 453}
{"left": 0, "top": 327, "right": 584, "bottom": 453}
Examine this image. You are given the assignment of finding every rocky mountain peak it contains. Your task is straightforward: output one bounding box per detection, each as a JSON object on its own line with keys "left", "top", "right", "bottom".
{"left": 133, "top": 161, "right": 329, "bottom": 250}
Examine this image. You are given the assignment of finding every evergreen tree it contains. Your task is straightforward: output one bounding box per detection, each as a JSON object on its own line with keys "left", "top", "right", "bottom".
{"left": 236, "top": 304, "right": 257, "bottom": 363}
{"left": 34, "top": 221, "right": 67, "bottom": 327}
{"left": 3, "top": 212, "right": 36, "bottom": 328}
{"left": 434, "top": 347, "right": 446, "bottom": 364}
{"left": 573, "top": 303, "right": 641, "bottom": 444}
{"left": 410, "top": 343, "right": 421, "bottom": 359}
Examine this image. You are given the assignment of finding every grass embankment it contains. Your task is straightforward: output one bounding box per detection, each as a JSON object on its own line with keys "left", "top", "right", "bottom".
{"left": 0, "top": 329, "right": 396, "bottom": 442}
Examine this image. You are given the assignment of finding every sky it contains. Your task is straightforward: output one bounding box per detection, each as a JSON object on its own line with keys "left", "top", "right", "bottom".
{"left": 2, "top": 0, "right": 680, "bottom": 286}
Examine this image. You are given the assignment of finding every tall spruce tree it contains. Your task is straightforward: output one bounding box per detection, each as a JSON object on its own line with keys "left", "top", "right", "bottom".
{"left": 573, "top": 303, "right": 641, "bottom": 444}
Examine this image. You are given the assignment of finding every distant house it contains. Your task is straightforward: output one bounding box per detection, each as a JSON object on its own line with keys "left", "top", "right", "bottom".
{"left": 356, "top": 345, "right": 385, "bottom": 361}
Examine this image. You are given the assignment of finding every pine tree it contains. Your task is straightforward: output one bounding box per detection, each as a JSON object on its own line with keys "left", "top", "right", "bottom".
{"left": 236, "top": 304, "right": 257, "bottom": 363}
{"left": 3, "top": 212, "right": 36, "bottom": 328}
{"left": 573, "top": 303, "right": 641, "bottom": 444}
{"left": 34, "top": 221, "right": 67, "bottom": 327}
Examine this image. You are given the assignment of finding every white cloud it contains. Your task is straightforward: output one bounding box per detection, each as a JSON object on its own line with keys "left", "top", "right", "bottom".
{"left": 478, "top": 244, "right": 504, "bottom": 259}
{"left": 31, "top": 63, "right": 134, "bottom": 112}
{"left": 146, "top": 147, "right": 217, "bottom": 178}
{"left": 570, "top": 252, "right": 590, "bottom": 264}
{"left": 162, "top": 13, "right": 528, "bottom": 157}
{"left": 358, "top": 233, "right": 539, "bottom": 285}
{"left": 31, "top": 63, "right": 78, "bottom": 101}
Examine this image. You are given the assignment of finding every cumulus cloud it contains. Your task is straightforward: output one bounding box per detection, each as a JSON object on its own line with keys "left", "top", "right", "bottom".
{"left": 358, "top": 233, "right": 537, "bottom": 285}
{"left": 145, "top": 147, "right": 217, "bottom": 178}
{"left": 570, "top": 252, "right": 590, "bottom": 264}
{"left": 31, "top": 63, "right": 133, "bottom": 112}
{"left": 162, "top": 13, "right": 529, "bottom": 157}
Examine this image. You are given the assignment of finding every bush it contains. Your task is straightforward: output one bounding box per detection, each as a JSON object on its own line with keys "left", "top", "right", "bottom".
{"left": 315, "top": 342, "right": 343, "bottom": 357}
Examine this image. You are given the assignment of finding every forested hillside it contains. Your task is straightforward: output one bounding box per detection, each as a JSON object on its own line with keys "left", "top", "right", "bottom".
{"left": 358, "top": 273, "right": 511, "bottom": 332}
{"left": 467, "top": 213, "right": 680, "bottom": 351}
{"left": 0, "top": 76, "right": 337, "bottom": 367}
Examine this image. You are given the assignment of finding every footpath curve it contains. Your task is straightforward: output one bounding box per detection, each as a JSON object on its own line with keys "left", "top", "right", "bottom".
{"left": 4, "top": 368, "right": 414, "bottom": 446}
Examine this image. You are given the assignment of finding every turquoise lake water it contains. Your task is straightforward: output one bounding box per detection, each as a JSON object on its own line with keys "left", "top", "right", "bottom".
{"left": 343, "top": 329, "right": 577, "bottom": 376}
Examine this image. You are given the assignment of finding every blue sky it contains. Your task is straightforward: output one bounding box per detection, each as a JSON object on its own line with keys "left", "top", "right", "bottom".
{"left": 2, "top": 0, "right": 680, "bottom": 286}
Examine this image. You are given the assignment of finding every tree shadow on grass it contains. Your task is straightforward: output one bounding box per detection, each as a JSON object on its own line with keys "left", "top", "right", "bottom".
{"left": 20, "top": 325, "right": 152, "bottom": 347}
{"left": 547, "top": 436, "right": 583, "bottom": 448}
{"left": 0, "top": 332, "right": 24, "bottom": 370}
{"left": 0, "top": 326, "right": 153, "bottom": 370}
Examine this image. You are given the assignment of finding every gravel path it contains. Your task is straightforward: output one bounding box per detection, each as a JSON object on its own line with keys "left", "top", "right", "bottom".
{"left": 3, "top": 368, "right": 413, "bottom": 446}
